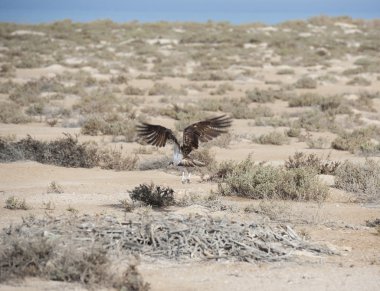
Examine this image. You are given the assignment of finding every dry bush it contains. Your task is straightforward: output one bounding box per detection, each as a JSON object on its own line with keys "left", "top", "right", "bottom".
{"left": 347, "top": 76, "right": 371, "bottom": 86}
{"left": 0, "top": 134, "right": 98, "bottom": 167}
{"left": 4, "top": 196, "right": 30, "bottom": 210}
{"left": 288, "top": 93, "right": 323, "bottom": 107}
{"left": 176, "top": 191, "right": 225, "bottom": 211}
{"left": 124, "top": 85, "right": 145, "bottom": 95}
{"left": 335, "top": 159, "right": 380, "bottom": 202}
{"left": 129, "top": 183, "right": 175, "bottom": 207}
{"left": 73, "top": 89, "right": 118, "bottom": 114}
{"left": 47, "top": 181, "right": 64, "bottom": 194}
{"left": 294, "top": 76, "right": 317, "bottom": 89}
{"left": 246, "top": 88, "right": 276, "bottom": 103}
{"left": 0, "top": 229, "right": 149, "bottom": 289}
{"left": 217, "top": 157, "right": 328, "bottom": 201}
{"left": 138, "top": 156, "right": 171, "bottom": 171}
{"left": 306, "top": 136, "right": 329, "bottom": 149}
{"left": 285, "top": 152, "right": 340, "bottom": 175}
{"left": 98, "top": 149, "right": 138, "bottom": 171}
{"left": 331, "top": 126, "right": 378, "bottom": 153}
{"left": 0, "top": 134, "right": 137, "bottom": 171}
{"left": 0, "top": 101, "right": 31, "bottom": 124}
{"left": 210, "top": 83, "right": 234, "bottom": 95}
{"left": 81, "top": 115, "right": 136, "bottom": 142}
{"left": 277, "top": 68, "right": 294, "bottom": 75}
{"left": 296, "top": 110, "right": 336, "bottom": 132}
{"left": 9, "top": 77, "right": 64, "bottom": 106}
{"left": 286, "top": 126, "right": 301, "bottom": 138}
{"left": 255, "top": 131, "right": 290, "bottom": 145}
{"left": 148, "top": 83, "right": 186, "bottom": 96}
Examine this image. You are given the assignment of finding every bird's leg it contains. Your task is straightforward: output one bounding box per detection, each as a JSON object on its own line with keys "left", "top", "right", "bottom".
{"left": 181, "top": 168, "right": 186, "bottom": 184}
{"left": 186, "top": 169, "right": 191, "bottom": 183}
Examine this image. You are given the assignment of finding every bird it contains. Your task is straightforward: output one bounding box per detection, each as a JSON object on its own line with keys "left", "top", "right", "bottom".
{"left": 136, "top": 115, "right": 232, "bottom": 183}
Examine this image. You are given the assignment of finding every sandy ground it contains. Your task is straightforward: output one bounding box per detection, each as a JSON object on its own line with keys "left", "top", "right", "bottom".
{"left": 1, "top": 20, "right": 380, "bottom": 290}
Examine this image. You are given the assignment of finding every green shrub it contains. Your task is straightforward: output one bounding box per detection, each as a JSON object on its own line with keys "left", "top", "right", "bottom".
{"left": 129, "top": 183, "right": 175, "bottom": 207}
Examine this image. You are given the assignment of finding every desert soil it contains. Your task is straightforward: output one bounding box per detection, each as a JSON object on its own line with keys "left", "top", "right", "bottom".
{"left": 1, "top": 19, "right": 380, "bottom": 290}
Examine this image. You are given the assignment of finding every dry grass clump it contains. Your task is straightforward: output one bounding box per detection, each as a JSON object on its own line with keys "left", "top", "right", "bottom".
{"left": 129, "top": 183, "right": 175, "bottom": 207}
{"left": 285, "top": 152, "right": 340, "bottom": 175}
{"left": 331, "top": 126, "right": 378, "bottom": 153}
{"left": 335, "top": 159, "right": 380, "bottom": 202}
{"left": 294, "top": 76, "right": 317, "bottom": 89}
{"left": 217, "top": 157, "right": 328, "bottom": 201}
{"left": 4, "top": 196, "right": 30, "bottom": 210}
{"left": 0, "top": 101, "right": 31, "bottom": 124}
{"left": 255, "top": 131, "right": 290, "bottom": 145}
{"left": 0, "top": 226, "right": 149, "bottom": 289}
{"left": 277, "top": 68, "right": 295, "bottom": 75}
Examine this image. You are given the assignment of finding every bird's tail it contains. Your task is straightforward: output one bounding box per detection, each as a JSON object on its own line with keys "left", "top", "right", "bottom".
{"left": 191, "top": 159, "right": 206, "bottom": 167}
{"left": 179, "top": 158, "right": 206, "bottom": 167}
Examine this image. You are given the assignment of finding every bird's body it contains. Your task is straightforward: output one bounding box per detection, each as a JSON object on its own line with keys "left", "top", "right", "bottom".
{"left": 137, "top": 115, "right": 232, "bottom": 183}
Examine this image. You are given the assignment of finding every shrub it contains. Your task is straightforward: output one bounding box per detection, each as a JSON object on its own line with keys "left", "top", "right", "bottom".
{"left": 331, "top": 127, "right": 377, "bottom": 153}
{"left": 294, "top": 76, "right": 317, "bottom": 89}
{"left": 217, "top": 157, "right": 328, "bottom": 201}
{"left": 347, "top": 76, "right": 371, "bottom": 86}
{"left": 5, "top": 196, "right": 30, "bottom": 210}
{"left": 98, "top": 149, "right": 138, "bottom": 171}
{"left": 288, "top": 93, "right": 323, "bottom": 107}
{"left": 285, "top": 152, "right": 340, "bottom": 175}
{"left": 286, "top": 126, "right": 301, "bottom": 138}
{"left": 335, "top": 159, "right": 380, "bottom": 202}
{"left": 246, "top": 88, "right": 275, "bottom": 103}
{"left": 129, "top": 183, "right": 175, "bottom": 207}
{"left": 256, "top": 131, "right": 290, "bottom": 145}
{"left": 0, "top": 101, "right": 30, "bottom": 124}
{"left": 279, "top": 167, "right": 329, "bottom": 201}
{"left": 0, "top": 230, "right": 149, "bottom": 289}
{"left": 218, "top": 158, "right": 281, "bottom": 199}
{"left": 0, "top": 134, "right": 137, "bottom": 171}
{"left": 124, "top": 86, "right": 145, "bottom": 95}
{"left": 47, "top": 181, "right": 64, "bottom": 194}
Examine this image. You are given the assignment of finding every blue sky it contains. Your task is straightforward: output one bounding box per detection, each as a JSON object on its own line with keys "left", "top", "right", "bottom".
{"left": 0, "top": 0, "right": 379, "bottom": 24}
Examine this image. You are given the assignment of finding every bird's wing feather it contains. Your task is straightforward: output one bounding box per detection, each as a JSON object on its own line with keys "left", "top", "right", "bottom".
{"left": 136, "top": 123, "right": 179, "bottom": 147}
{"left": 182, "top": 115, "right": 231, "bottom": 156}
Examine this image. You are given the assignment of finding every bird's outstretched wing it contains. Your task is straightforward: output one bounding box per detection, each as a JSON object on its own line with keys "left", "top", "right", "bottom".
{"left": 182, "top": 115, "right": 232, "bottom": 156}
{"left": 136, "top": 123, "right": 179, "bottom": 147}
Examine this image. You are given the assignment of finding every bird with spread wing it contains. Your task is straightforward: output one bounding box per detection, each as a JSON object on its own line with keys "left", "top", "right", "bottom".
{"left": 136, "top": 115, "right": 232, "bottom": 183}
